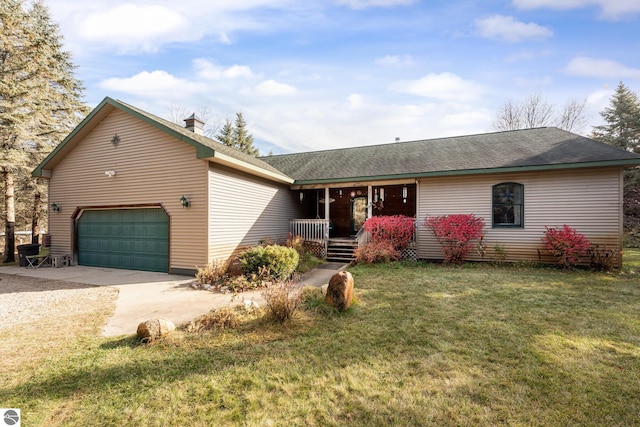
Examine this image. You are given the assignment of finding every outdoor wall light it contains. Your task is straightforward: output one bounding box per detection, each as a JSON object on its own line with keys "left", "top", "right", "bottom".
{"left": 105, "top": 170, "right": 117, "bottom": 177}
{"left": 299, "top": 192, "right": 304, "bottom": 202}
{"left": 402, "top": 185, "right": 408, "bottom": 203}
{"left": 180, "top": 195, "right": 191, "bottom": 208}
{"left": 51, "top": 203, "right": 60, "bottom": 212}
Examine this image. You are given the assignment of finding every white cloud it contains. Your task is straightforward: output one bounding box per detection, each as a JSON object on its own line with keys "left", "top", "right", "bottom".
{"left": 335, "top": 0, "right": 417, "bottom": 9}
{"left": 513, "top": 0, "right": 640, "bottom": 20}
{"left": 347, "top": 94, "right": 364, "bottom": 109}
{"left": 254, "top": 80, "right": 298, "bottom": 96}
{"left": 77, "top": 5, "right": 192, "bottom": 53}
{"left": 375, "top": 55, "right": 415, "bottom": 67}
{"left": 47, "top": 0, "right": 305, "bottom": 54}
{"left": 99, "top": 70, "right": 203, "bottom": 97}
{"left": 225, "top": 65, "right": 254, "bottom": 79}
{"left": 193, "top": 59, "right": 254, "bottom": 80}
{"left": 247, "top": 98, "right": 492, "bottom": 153}
{"left": 390, "top": 72, "right": 484, "bottom": 102}
{"left": 475, "top": 14, "right": 553, "bottom": 42}
{"left": 564, "top": 57, "right": 640, "bottom": 79}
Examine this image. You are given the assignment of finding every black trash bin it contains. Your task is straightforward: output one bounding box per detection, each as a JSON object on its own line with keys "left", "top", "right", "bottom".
{"left": 17, "top": 243, "right": 40, "bottom": 267}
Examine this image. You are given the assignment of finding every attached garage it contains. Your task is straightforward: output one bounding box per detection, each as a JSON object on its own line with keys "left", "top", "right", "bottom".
{"left": 77, "top": 208, "right": 169, "bottom": 273}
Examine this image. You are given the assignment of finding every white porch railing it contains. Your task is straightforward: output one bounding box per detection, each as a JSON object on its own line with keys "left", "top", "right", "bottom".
{"left": 355, "top": 227, "right": 371, "bottom": 248}
{"left": 289, "top": 219, "right": 330, "bottom": 257}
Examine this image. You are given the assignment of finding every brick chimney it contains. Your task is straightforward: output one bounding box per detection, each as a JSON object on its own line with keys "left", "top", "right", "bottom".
{"left": 184, "top": 113, "right": 205, "bottom": 135}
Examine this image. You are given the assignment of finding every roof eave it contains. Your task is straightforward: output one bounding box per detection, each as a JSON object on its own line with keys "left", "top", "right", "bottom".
{"left": 205, "top": 152, "right": 294, "bottom": 184}
{"left": 291, "top": 159, "right": 640, "bottom": 186}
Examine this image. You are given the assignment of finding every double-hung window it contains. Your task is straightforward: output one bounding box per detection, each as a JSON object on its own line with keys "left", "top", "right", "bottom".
{"left": 492, "top": 182, "right": 523, "bottom": 228}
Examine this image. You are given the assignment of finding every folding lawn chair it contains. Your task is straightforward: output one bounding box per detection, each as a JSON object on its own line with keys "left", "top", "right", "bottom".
{"left": 26, "top": 246, "right": 51, "bottom": 269}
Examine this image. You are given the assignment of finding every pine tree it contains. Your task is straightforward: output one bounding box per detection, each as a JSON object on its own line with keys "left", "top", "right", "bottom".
{"left": 1, "top": 0, "right": 87, "bottom": 262}
{"left": 214, "top": 112, "right": 259, "bottom": 156}
{"left": 592, "top": 82, "right": 640, "bottom": 247}
{"left": 215, "top": 118, "right": 235, "bottom": 147}
{"left": 591, "top": 82, "right": 640, "bottom": 152}
{"left": 233, "top": 112, "right": 259, "bottom": 156}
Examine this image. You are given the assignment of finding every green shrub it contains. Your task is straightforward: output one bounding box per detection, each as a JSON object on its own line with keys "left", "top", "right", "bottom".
{"left": 354, "top": 240, "right": 401, "bottom": 264}
{"left": 239, "top": 244, "right": 299, "bottom": 280}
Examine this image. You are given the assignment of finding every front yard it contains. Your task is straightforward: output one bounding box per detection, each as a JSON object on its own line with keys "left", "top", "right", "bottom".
{"left": 1, "top": 252, "right": 639, "bottom": 426}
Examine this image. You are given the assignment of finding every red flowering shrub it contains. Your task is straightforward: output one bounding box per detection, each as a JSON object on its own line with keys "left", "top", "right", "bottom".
{"left": 354, "top": 240, "right": 401, "bottom": 264}
{"left": 363, "top": 215, "right": 415, "bottom": 251}
{"left": 542, "top": 224, "right": 591, "bottom": 268}
{"left": 424, "top": 214, "right": 485, "bottom": 264}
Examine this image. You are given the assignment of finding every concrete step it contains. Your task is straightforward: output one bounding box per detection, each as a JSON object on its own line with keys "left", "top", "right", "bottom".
{"left": 327, "top": 238, "right": 357, "bottom": 262}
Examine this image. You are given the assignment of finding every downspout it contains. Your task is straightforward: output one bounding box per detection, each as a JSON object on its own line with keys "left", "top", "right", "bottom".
{"left": 367, "top": 185, "right": 373, "bottom": 219}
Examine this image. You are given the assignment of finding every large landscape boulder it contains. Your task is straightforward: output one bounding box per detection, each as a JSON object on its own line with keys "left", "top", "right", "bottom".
{"left": 325, "top": 271, "right": 354, "bottom": 311}
{"left": 136, "top": 318, "right": 176, "bottom": 343}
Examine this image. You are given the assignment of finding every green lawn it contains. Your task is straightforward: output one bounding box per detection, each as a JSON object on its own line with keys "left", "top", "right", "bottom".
{"left": 1, "top": 252, "right": 639, "bottom": 426}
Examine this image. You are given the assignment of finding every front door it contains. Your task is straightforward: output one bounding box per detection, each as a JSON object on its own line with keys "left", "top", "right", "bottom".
{"left": 350, "top": 196, "right": 368, "bottom": 235}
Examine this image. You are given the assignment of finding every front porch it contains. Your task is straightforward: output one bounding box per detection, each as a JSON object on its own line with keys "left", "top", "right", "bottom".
{"left": 290, "top": 182, "right": 417, "bottom": 260}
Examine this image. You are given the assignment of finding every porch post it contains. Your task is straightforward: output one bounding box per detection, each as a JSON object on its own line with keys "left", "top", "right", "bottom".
{"left": 324, "top": 187, "right": 330, "bottom": 221}
{"left": 367, "top": 185, "right": 373, "bottom": 218}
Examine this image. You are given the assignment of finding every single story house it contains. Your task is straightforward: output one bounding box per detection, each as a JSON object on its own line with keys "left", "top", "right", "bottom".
{"left": 33, "top": 97, "right": 640, "bottom": 274}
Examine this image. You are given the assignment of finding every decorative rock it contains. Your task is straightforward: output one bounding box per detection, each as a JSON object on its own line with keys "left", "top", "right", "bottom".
{"left": 325, "top": 271, "right": 354, "bottom": 311}
{"left": 136, "top": 318, "right": 176, "bottom": 343}
{"left": 321, "top": 284, "right": 329, "bottom": 296}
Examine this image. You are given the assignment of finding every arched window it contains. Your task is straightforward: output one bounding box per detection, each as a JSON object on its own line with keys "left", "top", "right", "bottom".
{"left": 492, "top": 182, "right": 524, "bottom": 228}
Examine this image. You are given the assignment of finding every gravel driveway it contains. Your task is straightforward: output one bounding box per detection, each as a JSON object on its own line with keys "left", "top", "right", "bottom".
{"left": 0, "top": 273, "right": 118, "bottom": 330}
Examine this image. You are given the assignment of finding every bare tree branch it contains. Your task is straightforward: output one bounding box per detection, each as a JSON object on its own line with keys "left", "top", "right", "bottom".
{"left": 493, "top": 94, "right": 587, "bottom": 133}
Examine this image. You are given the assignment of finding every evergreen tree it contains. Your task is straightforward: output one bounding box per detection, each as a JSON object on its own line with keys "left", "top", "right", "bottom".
{"left": 591, "top": 82, "right": 640, "bottom": 153}
{"left": 592, "top": 82, "right": 640, "bottom": 247}
{"left": 215, "top": 118, "right": 235, "bottom": 147}
{"left": 233, "top": 112, "right": 259, "bottom": 156}
{"left": 1, "top": 0, "right": 87, "bottom": 262}
{"left": 214, "top": 112, "right": 259, "bottom": 156}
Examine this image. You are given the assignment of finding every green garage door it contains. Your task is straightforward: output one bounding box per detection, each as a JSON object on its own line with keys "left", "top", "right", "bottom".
{"left": 78, "top": 208, "right": 169, "bottom": 273}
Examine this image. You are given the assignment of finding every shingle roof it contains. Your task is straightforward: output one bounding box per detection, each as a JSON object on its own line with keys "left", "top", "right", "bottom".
{"left": 114, "top": 99, "right": 289, "bottom": 177}
{"left": 260, "top": 127, "right": 640, "bottom": 183}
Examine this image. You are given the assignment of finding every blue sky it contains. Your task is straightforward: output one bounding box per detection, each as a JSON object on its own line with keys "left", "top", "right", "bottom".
{"left": 45, "top": 0, "right": 640, "bottom": 154}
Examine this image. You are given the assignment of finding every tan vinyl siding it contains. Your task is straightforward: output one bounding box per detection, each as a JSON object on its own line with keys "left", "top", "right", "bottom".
{"left": 208, "top": 164, "right": 298, "bottom": 262}
{"left": 48, "top": 109, "right": 209, "bottom": 271}
{"left": 417, "top": 167, "right": 623, "bottom": 264}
